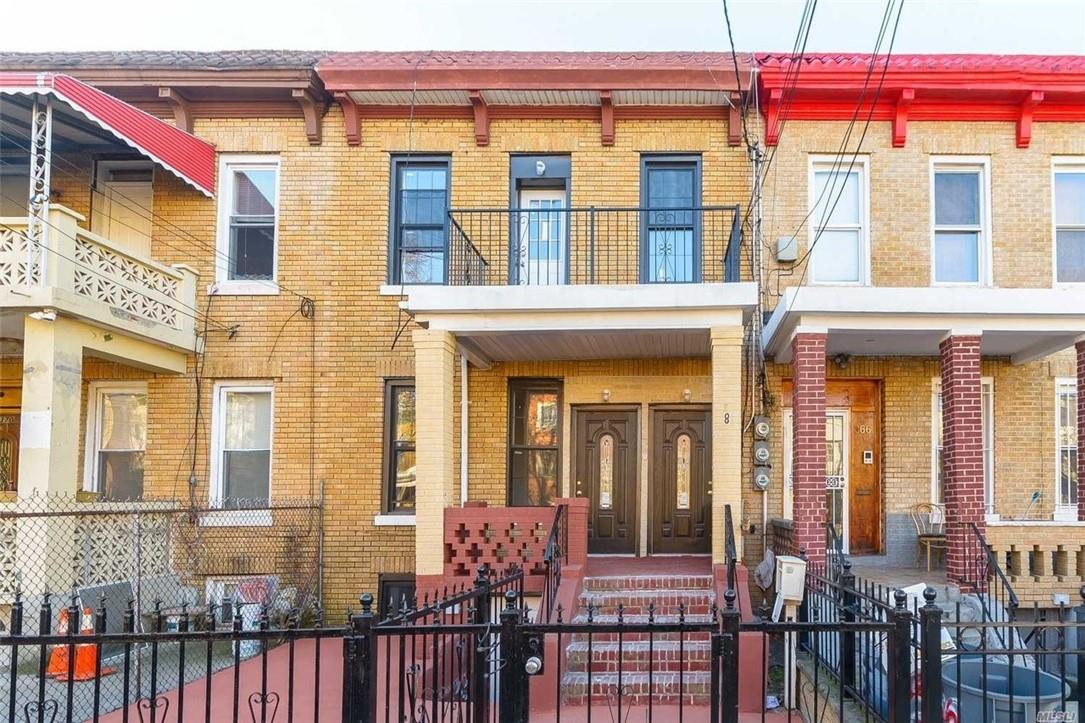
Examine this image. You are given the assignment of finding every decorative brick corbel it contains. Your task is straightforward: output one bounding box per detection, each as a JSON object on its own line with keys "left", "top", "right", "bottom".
{"left": 334, "top": 92, "right": 361, "bottom": 146}
{"left": 892, "top": 88, "right": 914, "bottom": 148}
{"left": 599, "top": 90, "right": 615, "bottom": 146}
{"left": 158, "top": 87, "right": 193, "bottom": 134}
{"left": 469, "top": 91, "right": 489, "bottom": 146}
{"left": 1016, "top": 91, "right": 1045, "bottom": 149}
{"left": 764, "top": 88, "right": 783, "bottom": 146}
{"left": 292, "top": 88, "right": 325, "bottom": 145}
{"left": 727, "top": 91, "right": 743, "bottom": 146}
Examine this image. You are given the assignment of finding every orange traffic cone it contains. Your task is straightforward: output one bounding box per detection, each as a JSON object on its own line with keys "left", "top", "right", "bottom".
{"left": 44, "top": 608, "right": 72, "bottom": 678}
{"left": 54, "top": 607, "right": 115, "bottom": 682}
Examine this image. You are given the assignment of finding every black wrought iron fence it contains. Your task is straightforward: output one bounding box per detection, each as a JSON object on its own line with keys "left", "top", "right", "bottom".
{"left": 538, "top": 504, "right": 566, "bottom": 624}
{"left": 446, "top": 206, "right": 743, "bottom": 286}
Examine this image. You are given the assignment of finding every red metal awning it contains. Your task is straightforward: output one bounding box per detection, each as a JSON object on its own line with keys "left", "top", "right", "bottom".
{"left": 0, "top": 72, "right": 215, "bottom": 196}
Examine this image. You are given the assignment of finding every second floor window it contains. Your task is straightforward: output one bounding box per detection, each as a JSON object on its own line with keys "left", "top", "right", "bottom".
{"left": 809, "top": 158, "right": 868, "bottom": 284}
{"left": 216, "top": 155, "right": 279, "bottom": 290}
{"left": 390, "top": 157, "right": 450, "bottom": 284}
{"left": 932, "top": 160, "right": 989, "bottom": 285}
{"left": 1054, "top": 165, "right": 1085, "bottom": 283}
{"left": 642, "top": 156, "right": 701, "bottom": 283}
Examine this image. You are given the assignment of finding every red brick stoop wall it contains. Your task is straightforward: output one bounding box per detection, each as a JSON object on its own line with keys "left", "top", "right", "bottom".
{"left": 791, "top": 332, "right": 828, "bottom": 565}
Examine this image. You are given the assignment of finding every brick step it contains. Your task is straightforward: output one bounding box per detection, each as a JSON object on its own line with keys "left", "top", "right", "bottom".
{"left": 569, "top": 613, "right": 715, "bottom": 642}
{"left": 560, "top": 671, "right": 712, "bottom": 706}
{"left": 579, "top": 588, "right": 715, "bottom": 617}
{"left": 582, "top": 574, "right": 714, "bottom": 592}
{"left": 565, "top": 639, "right": 713, "bottom": 674}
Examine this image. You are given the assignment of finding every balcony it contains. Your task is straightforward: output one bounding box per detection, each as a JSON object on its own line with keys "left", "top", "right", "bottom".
{"left": 0, "top": 206, "right": 199, "bottom": 353}
{"left": 437, "top": 205, "right": 743, "bottom": 287}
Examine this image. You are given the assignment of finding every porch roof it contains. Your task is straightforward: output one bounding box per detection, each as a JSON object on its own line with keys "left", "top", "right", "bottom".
{"left": 762, "top": 286, "right": 1085, "bottom": 364}
{"left": 0, "top": 73, "right": 215, "bottom": 196}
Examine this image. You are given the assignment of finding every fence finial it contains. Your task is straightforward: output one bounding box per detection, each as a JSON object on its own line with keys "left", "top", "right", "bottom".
{"left": 923, "top": 587, "right": 938, "bottom": 605}
{"left": 893, "top": 589, "right": 907, "bottom": 609}
{"left": 360, "top": 593, "right": 373, "bottom": 615}
{"left": 504, "top": 589, "right": 517, "bottom": 611}
{"left": 724, "top": 588, "right": 737, "bottom": 610}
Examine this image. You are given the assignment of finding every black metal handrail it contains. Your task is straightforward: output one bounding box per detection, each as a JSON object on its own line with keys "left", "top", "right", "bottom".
{"left": 376, "top": 563, "right": 524, "bottom": 627}
{"left": 446, "top": 205, "right": 743, "bottom": 286}
{"left": 539, "top": 503, "right": 567, "bottom": 622}
{"left": 959, "top": 521, "right": 1019, "bottom": 648}
{"left": 724, "top": 504, "right": 737, "bottom": 593}
{"left": 825, "top": 521, "right": 847, "bottom": 579}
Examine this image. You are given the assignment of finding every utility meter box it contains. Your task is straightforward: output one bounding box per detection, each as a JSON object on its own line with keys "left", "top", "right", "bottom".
{"left": 775, "top": 555, "right": 807, "bottom": 603}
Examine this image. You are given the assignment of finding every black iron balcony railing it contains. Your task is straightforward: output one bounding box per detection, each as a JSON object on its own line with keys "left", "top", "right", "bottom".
{"left": 445, "top": 205, "right": 742, "bottom": 286}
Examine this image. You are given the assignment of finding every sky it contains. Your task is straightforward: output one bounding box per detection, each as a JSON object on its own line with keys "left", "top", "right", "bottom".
{"left": 3, "top": 0, "right": 1084, "bottom": 54}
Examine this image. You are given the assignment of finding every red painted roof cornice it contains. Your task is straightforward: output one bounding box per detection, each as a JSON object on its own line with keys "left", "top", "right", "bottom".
{"left": 318, "top": 51, "right": 754, "bottom": 91}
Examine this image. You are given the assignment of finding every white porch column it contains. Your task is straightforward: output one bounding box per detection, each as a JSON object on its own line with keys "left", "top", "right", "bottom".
{"left": 711, "top": 325, "right": 745, "bottom": 562}
{"left": 412, "top": 328, "right": 458, "bottom": 582}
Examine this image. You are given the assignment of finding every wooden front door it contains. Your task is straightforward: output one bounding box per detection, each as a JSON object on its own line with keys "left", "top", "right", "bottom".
{"left": 0, "top": 397, "right": 19, "bottom": 492}
{"left": 574, "top": 407, "right": 638, "bottom": 554}
{"left": 651, "top": 407, "right": 711, "bottom": 554}
{"left": 782, "top": 379, "right": 882, "bottom": 555}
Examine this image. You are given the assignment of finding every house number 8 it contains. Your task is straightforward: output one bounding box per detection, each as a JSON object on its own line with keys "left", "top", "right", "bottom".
{"left": 724, "top": 413, "right": 730, "bottom": 424}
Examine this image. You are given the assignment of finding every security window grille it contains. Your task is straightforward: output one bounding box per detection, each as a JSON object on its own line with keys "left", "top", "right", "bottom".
{"left": 932, "top": 378, "right": 994, "bottom": 513}
{"left": 390, "top": 157, "right": 450, "bottom": 284}
{"left": 642, "top": 157, "right": 701, "bottom": 283}
{"left": 216, "top": 156, "right": 279, "bottom": 285}
{"left": 810, "top": 160, "right": 866, "bottom": 284}
{"left": 213, "top": 385, "right": 273, "bottom": 509}
{"left": 87, "top": 385, "right": 147, "bottom": 501}
{"left": 932, "top": 164, "right": 987, "bottom": 284}
{"left": 1057, "top": 381, "right": 1079, "bottom": 510}
{"left": 384, "top": 380, "right": 416, "bottom": 513}
{"left": 507, "top": 379, "right": 561, "bottom": 506}
{"left": 1054, "top": 168, "right": 1085, "bottom": 283}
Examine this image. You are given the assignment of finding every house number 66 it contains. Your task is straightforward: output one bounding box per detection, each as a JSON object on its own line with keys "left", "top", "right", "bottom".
{"left": 856, "top": 424, "right": 871, "bottom": 435}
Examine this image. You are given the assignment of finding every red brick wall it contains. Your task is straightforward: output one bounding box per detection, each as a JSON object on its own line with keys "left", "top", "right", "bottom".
{"left": 940, "top": 335, "right": 985, "bottom": 586}
{"left": 790, "top": 332, "right": 827, "bottom": 564}
{"left": 1077, "top": 341, "right": 1085, "bottom": 522}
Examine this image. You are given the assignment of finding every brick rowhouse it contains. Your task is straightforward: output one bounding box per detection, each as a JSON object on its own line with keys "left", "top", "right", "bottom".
{"left": 790, "top": 331, "right": 827, "bottom": 565}
{"left": 940, "top": 334, "right": 985, "bottom": 590}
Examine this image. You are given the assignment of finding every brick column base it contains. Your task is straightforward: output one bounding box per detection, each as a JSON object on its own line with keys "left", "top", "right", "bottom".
{"left": 791, "top": 331, "right": 827, "bottom": 566}
{"left": 940, "top": 334, "right": 985, "bottom": 589}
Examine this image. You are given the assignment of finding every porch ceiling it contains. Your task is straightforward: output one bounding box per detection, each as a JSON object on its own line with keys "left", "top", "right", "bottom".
{"left": 459, "top": 328, "right": 711, "bottom": 363}
{"left": 763, "top": 286, "right": 1085, "bottom": 364}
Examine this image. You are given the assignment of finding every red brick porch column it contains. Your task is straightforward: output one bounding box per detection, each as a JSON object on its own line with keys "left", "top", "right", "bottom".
{"left": 791, "top": 331, "right": 827, "bottom": 566}
{"left": 1077, "top": 341, "right": 1085, "bottom": 521}
{"left": 940, "top": 334, "right": 985, "bottom": 586}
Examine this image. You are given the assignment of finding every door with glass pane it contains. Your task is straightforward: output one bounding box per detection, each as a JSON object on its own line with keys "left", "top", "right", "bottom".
{"left": 516, "top": 189, "right": 566, "bottom": 285}
{"left": 642, "top": 159, "right": 700, "bottom": 283}
{"left": 575, "top": 407, "right": 638, "bottom": 554}
{"left": 651, "top": 407, "right": 711, "bottom": 554}
{"left": 782, "top": 408, "right": 852, "bottom": 553}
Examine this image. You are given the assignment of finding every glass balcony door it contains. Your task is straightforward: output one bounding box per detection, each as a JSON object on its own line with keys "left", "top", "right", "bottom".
{"left": 516, "top": 189, "right": 567, "bottom": 285}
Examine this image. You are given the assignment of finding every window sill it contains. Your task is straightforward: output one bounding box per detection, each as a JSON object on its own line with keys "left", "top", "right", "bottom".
{"left": 374, "top": 514, "right": 416, "bottom": 527}
{"left": 199, "top": 509, "right": 273, "bottom": 527}
{"left": 209, "top": 281, "right": 280, "bottom": 296}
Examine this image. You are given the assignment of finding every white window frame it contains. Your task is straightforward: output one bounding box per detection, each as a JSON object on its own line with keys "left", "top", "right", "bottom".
{"left": 1051, "top": 159, "right": 1085, "bottom": 287}
{"left": 929, "top": 157, "right": 993, "bottom": 287}
{"left": 1055, "top": 377, "right": 1079, "bottom": 520}
{"left": 206, "top": 382, "right": 274, "bottom": 526}
{"left": 807, "top": 155, "right": 871, "bottom": 286}
{"left": 82, "top": 381, "right": 148, "bottom": 494}
{"left": 930, "top": 377, "right": 995, "bottom": 516}
{"left": 214, "top": 154, "right": 281, "bottom": 295}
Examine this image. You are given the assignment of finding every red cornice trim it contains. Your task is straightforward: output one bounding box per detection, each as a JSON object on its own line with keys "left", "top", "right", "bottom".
{"left": 1017, "top": 90, "right": 1045, "bottom": 148}
{"left": 469, "top": 91, "right": 489, "bottom": 146}
{"left": 727, "top": 91, "right": 742, "bottom": 146}
{"left": 599, "top": 90, "right": 615, "bottom": 146}
{"left": 892, "top": 88, "right": 914, "bottom": 147}
{"left": 765, "top": 88, "right": 783, "bottom": 146}
{"left": 334, "top": 92, "right": 361, "bottom": 145}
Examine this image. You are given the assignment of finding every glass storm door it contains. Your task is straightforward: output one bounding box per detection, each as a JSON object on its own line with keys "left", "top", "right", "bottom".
{"left": 782, "top": 409, "right": 851, "bottom": 553}
{"left": 516, "top": 189, "right": 566, "bottom": 285}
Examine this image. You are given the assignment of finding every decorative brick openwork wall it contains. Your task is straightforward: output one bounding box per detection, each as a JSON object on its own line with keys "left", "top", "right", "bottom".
{"left": 940, "top": 334, "right": 985, "bottom": 589}
{"left": 791, "top": 332, "right": 827, "bottom": 565}
{"left": 1078, "top": 341, "right": 1085, "bottom": 522}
